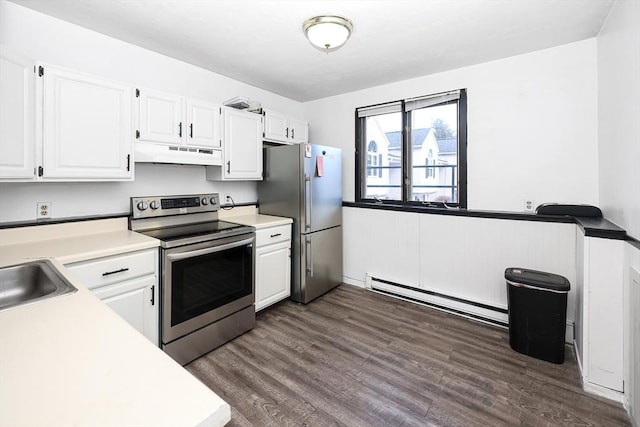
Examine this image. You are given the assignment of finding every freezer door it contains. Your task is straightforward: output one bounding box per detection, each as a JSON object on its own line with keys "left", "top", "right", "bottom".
{"left": 258, "top": 144, "right": 303, "bottom": 224}
{"left": 303, "top": 144, "right": 342, "bottom": 233}
{"left": 296, "top": 226, "right": 343, "bottom": 304}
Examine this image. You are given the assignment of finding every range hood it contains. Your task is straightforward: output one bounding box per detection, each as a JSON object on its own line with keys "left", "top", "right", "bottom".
{"left": 135, "top": 142, "right": 222, "bottom": 166}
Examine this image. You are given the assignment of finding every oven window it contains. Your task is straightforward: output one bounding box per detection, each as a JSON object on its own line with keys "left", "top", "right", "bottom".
{"left": 170, "top": 243, "right": 252, "bottom": 326}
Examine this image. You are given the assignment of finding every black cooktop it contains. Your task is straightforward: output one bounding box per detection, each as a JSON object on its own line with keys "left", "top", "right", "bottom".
{"left": 139, "top": 220, "right": 251, "bottom": 242}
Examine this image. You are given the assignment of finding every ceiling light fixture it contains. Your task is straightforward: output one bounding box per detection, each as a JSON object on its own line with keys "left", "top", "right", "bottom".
{"left": 303, "top": 15, "right": 353, "bottom": 53}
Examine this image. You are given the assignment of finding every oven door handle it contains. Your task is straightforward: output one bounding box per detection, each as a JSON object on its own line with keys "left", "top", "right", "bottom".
{"left": 166, "top": 237, "right": 254, "bottom": 261}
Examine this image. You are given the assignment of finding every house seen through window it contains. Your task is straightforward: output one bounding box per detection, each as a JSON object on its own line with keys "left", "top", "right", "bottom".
{"left": 355, "top": 89, "right": 467, "bottom": 207}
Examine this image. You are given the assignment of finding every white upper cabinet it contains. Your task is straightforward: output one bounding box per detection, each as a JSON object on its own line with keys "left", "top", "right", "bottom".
{"left": 0, "top": 45, "right": 35, "bottom": 180}
{"left": 263, "top": 110, "right": 289, "bottom": 142}
{"left": 137, "top": 88, "right": 221, "bottom": 149}
{"left": 289, "top": 118, "right": 309, "bottom": 144}
{"left": 138, "top": 89, "right": 183, "bottom": 145}
{"left": 39, "top": 64, "right": 134, "bottom": 180}
{"left": 186, "top": 98, "right": 220, "bottom": 148}
{"left": 207, "top": 107, "right": 262, "bottom": 181}
{"left": 263, "top": 110, "right": 308, "bottom": 144}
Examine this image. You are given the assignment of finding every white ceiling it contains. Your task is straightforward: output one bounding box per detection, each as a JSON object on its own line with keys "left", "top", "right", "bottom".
{"left": 10, "top": 0, "right": 614, "bottom": 102}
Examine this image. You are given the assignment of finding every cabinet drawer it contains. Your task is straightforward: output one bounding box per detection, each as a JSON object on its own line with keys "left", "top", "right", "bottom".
{"left": 255, "top": 224, "right": 291, "bottom": 247}
{"left": 65, "top": 249, "right": 156, "bottom": 290}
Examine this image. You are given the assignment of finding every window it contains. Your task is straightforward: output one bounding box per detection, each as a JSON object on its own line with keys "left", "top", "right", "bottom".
{"left": 355, "top": 89, "right": 467, "bottom": 207}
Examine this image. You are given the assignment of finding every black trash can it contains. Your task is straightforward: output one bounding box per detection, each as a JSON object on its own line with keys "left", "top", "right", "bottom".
{"left": 505, "top": 267, "right": 570, "bottom": 364}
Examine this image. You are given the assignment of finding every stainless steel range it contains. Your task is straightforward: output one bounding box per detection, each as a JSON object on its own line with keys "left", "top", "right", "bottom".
{"left": 129, "top": 193, "right": 255, "bottom": 365}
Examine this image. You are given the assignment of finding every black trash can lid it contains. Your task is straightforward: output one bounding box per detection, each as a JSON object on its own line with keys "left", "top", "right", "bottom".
{"left": 505, "top": 268, "right": 570, "bottom": 292}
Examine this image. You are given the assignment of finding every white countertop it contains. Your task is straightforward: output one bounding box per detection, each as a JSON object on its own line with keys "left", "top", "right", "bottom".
{"left": 0, "top": 219, "right": 231, "bottom": 427}
{"left": 226, "top": 213, "right": 293, "bottom": 229}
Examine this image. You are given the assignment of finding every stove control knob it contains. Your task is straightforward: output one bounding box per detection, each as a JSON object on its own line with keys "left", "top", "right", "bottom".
{"left": 149, "top": 200, "right": 159, "bottom": 210}
{"left": 210, "top": 197, "right": 217, "bottom": 205}
{"left": 201, "top": 198, "right": 208, "bottom": 205}
{"left": 137, "top": 201, "right": 148, "bottom": 211}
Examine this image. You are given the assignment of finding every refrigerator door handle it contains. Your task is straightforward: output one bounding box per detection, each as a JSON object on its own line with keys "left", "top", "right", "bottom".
{"left": 304, "top": 174, "right": 312, "bottom": 231}
{"left": 305, "top": 237, "right": 313, "bottom": 277}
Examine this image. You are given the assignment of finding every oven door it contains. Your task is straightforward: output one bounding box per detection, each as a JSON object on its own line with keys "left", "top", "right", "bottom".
{"left": 162, "top": 233, "right": 255, "bottom": 344}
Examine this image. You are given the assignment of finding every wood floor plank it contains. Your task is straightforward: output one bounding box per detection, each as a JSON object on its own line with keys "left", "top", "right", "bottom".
{"left": 186, "top": 284, "right": 630, "bottom": 426}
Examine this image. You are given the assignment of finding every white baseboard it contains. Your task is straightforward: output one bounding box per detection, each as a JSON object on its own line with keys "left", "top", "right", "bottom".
{"left": 582, "top": 381, "right": 625, "bottom": 404}
{"left": 342, "top": 276, "right": 365, "bottom": 288}
{"left": 573, "top": 339, "right": 584, "bottom": 377}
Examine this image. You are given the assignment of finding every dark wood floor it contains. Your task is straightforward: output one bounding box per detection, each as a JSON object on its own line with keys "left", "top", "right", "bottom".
{"left": 186, "top": 285, "right": 630, "bottom": 426}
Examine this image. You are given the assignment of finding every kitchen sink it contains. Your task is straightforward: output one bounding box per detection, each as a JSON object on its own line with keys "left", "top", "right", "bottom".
{"left": 0, "top": 260, "right": 78, "bottom": 311}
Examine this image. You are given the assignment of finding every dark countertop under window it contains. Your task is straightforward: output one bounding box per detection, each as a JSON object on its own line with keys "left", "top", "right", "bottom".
{"left": 343, "top": 201, "right": 628, "bottom": 241}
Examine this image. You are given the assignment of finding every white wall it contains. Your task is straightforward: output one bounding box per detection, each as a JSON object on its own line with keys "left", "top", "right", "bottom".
{"left": 597, "top": 0, "right": 640, "bottom": 418}
{"left": 343, "top": 207, "right": 577, "bottom": 329}
{"left": 303, "top": 39, "right": 599, "bottom": 212}
{"left": 0, "top": 0, "right": 303, "bottom": 222}
{"left": 597, "top": 0, "right": 640, "bottom": 240}
{"left": 305, "top": 39, "right": 597, "bottom": 346}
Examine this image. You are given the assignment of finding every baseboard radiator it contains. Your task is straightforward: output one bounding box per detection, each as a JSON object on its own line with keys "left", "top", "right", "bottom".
{"left": 365, "top": 274, "right": 509, "bottom": 328}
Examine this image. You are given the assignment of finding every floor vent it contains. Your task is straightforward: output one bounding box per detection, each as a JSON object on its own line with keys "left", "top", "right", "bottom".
{"left": 366, "top": 275, "right": 509, "bottom": 328}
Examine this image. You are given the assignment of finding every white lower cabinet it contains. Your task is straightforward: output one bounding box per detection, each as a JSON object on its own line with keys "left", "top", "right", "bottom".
{"left": 254, "top": 224, "right": 291, "bottom": 311}
{"left": 65, "top": 248, "right": 159, "bottom": 346}
{"left": 92, "top": 275, "right": 157, "bottom": 344}
{"left": 576, "top": 232, "right": 624, "bottom": 394}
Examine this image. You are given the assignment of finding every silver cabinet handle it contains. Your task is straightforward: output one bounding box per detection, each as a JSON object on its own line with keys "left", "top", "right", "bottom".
{"left": 150, "top": 285, "right": 155, "bottom": 306}
{"left": 226, "top": 161, "right": 231, "bottom": 174}
{"left": 270, "top": 233, "right": 282, "bottom": 238}
{"left": 285, "top": 127, "right": 289, "bottom": 138}
{"left": 304, "top": 175, "right": 311, "bottom": 231}
{"left": 305, "top": 237, "right": 313, "bottom": 277}
{"left": 178, "top": 122, "right": 182, "bottom": 137}
{"left": 291, "top": 128, "right": 295, "bottom": 139}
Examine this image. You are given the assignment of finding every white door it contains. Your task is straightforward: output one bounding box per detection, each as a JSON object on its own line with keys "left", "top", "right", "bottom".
{"left": 223, "top": 107, "right": 262, "bottom": 180}
{"left": 263, "top": 110, "right": 289, "bottom": 143}
{"left": 289, "top": 118, "right": 309, "bottom": 144}
{"left": 586, "top": 237, "right": 624, "bottom": 391}
{"left": 92, "top": 276, "right": 158, "bottom": 346}
{"left": 186, "top": 98, "right": 220, "bottom": 148}
{"left": 0, "top": 45, "right": 34, "bottom": 180}
{"left": 40, "top": 64, "right": 133, "bottom": 180}
{"left": 138, "top": 88, "right": 184, "bottom": 145}
{"left": 255, "top": 241, "right": 291, "bottom": 311}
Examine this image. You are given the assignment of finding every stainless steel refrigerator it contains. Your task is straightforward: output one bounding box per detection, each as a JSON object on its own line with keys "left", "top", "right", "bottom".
{"left": 258, "top": 143, "right": 342, "bottom": 304}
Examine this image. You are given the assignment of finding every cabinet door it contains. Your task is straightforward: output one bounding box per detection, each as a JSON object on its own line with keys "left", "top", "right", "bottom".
{"left": 138, "top": 88, "right": 184, "bottom": 145}
{"left": 92, "top": 275, "right": 159, "bottom": 346}
{"left": 0, "top": 46, "right": 35, "bottom": 180}
{"left": 263, "top": 110, "right": 289, "bottom": 143}
{"left": 289, "top": 118, "right": 309, "bottom": 144}
{"left": 186, "top": 98, "right": 220, "bottom": 148}
{"left": 222, "top": 107, "right": 262, "bottom": 180}
{"left": 255, "top": 241, "right": 291, "bottom": 311}
{"left": 40, "top": 65, "right": 133, "bottom": 180}
{"left": 586, "top": 237, "right": 623, "bottom": 391}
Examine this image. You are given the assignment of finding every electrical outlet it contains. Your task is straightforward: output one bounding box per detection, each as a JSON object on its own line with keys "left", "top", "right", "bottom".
{"left": 524, "top": 200, "right": 535, "bottom": 213}
{"left": 37, "top": 202, "right": 51, "bottom": 219}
